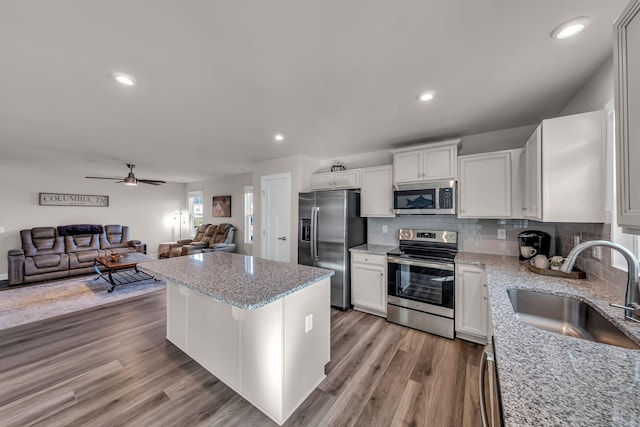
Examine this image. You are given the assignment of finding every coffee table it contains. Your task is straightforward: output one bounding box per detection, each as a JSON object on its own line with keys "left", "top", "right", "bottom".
{"left": 93, "top": 253, "right": 157, "bottom": 293}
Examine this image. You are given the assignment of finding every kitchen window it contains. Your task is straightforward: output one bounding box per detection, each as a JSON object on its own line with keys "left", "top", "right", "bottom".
{"left": 188, "top": 191, "right": 203, "bottom": 237}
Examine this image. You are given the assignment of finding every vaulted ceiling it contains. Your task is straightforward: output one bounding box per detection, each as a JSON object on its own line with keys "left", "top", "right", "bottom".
{"left": 0, "top": 0, "right": 629, "bottom": 182}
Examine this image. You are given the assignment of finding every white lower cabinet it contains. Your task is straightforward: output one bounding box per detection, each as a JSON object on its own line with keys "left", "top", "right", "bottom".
{"left": 351, "top": 252, "right": 387, "bottom": 317}
{"left": 455, "top": 264, "right": 489, "bottom": 344}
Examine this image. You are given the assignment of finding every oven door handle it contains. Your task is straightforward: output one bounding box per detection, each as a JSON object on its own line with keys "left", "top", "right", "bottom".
{"left": 387, "top": 256, "right": 454, "bottom": 271}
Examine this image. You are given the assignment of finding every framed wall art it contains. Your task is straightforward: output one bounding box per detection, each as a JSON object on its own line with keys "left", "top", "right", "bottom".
{"left": 212, "top": 195, "right": 231, "bottom": 217}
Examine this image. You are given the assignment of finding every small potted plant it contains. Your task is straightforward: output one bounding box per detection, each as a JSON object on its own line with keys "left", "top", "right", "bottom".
{"left": 549, "top": 256, "right": 564, "bottom": 270}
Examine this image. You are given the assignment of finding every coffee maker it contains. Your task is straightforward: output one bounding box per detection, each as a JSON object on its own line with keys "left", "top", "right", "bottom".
{"left": 518, "top": 230, "right": 551, "bottom": 261}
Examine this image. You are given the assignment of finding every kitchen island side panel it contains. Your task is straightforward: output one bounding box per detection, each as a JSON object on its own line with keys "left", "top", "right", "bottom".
{"left": 165, "top": 277, "right": 331, "bottom": 426}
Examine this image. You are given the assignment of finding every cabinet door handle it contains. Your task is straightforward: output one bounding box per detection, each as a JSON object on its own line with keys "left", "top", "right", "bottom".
{"left": 380, "top": 272, "right": 383, "bottom": 277}
{"left": 278, "top": 236, "right": 287, "bottom": 241}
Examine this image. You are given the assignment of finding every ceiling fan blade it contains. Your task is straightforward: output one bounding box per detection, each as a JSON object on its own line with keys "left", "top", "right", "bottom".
{"left": 138, "top": 179, "right": 167, "bottom": 185}
{"left": 86, "top": 176, "right": 123, "bottom": 180}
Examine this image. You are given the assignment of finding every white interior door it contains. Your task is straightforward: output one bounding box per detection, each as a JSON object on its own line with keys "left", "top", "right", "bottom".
{"left": 260, "top": 173, "right": 291, "bottom": 262}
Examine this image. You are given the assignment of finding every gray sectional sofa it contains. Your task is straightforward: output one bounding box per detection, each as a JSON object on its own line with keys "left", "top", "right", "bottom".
{"left": 7, "top": 224, "right": 145, "bottom": 286}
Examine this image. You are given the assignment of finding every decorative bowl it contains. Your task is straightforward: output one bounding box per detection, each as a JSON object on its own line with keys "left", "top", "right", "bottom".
{"left": 109, "top": 253, "right": 122, "bottom": 262}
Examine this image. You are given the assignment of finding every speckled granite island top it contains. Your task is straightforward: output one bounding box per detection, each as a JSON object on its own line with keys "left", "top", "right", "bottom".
{"left": 139, "top": 252, "right": 334, "bottom": 310}
{"left": 456, "top": 252, "right": 640, "bottom": 427}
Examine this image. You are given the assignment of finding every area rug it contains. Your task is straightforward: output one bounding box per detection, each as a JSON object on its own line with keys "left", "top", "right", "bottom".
{"left": 0, "top": 275, "right": 166, "bottom": 331}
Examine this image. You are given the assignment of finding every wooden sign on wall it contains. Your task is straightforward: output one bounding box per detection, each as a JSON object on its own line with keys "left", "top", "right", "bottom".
{"left": 39, "top": 193, "right": 109, "bottom": 207}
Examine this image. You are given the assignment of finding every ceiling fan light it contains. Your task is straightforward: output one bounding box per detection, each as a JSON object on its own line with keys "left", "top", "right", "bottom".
{"left": 124, "top": 176, "right": 138, "bottom": 185}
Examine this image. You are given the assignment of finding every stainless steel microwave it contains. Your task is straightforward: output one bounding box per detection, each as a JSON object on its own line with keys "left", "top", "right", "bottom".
{"left": 393, "top": 180, "right": 456, "bottom": 215}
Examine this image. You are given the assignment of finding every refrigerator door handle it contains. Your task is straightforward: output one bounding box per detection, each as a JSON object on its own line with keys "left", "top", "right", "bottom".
{"left": 311, "top": 207, "right": 319, "bottom": 262}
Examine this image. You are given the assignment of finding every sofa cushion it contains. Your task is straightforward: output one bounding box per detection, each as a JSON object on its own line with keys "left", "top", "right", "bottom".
{"left": 34, "top": 254, "right": 63, "bottom": 268}
{"left": 21, "top": 227, "right": 65, "bottom": 256}
{"left": 212, "top": 224, "right": 231, "bottom": 244}
{"left": 25, "top": 254, "right": 69, "bottom": 275}
{"left": 65, "top": 234, "right": 100, "bottom": 253}
{"left": 100, "top": 225, "right": 130, "bottom": 249}
{"left": 77, "top": 250, "right": 100, "bottom": 263}
{"left": 69, "top": 250, "right": 103, "bottom": 269}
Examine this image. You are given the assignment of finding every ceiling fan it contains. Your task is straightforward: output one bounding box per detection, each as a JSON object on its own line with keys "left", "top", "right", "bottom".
{"left": 86, "top": 164, "right": 166, "bottom": 186}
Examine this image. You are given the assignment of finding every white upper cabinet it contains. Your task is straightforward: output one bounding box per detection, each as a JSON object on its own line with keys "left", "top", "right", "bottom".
{"left": 521, "top": 110, "right": 606, "bottom": 223}
{"left": 522, "top": 126, "right": 542, "bottom": 220}
{"left": 311, "top": 169, "right": 361, "bottom": 191}
{"left": 458, "top": 149, "right": 522, "bottom": 219}
{"left": 360, "top": 165, "right": 395, "bottom": 217}
{"left": 391, "top": 139, "right": 461, "bottom": 184}
{"left": 615, "top": 0, "right": 640, "bottom": 234}
{"left": 310, "top": 172, "right": 334, "bottom": 190}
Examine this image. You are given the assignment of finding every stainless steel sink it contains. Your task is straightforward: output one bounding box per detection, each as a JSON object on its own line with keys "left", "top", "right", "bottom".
{"left": 507, "top": 289, "right": 639, "bottom": 350}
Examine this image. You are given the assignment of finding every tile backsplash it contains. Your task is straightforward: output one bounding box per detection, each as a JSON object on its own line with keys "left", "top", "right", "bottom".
{"left": 368, "top": 217, "right": 628, "bottom": 301}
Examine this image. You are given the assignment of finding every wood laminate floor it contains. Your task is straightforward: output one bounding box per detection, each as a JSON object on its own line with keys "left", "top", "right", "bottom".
{"left": 0, "top": 291, "right": 483, "bottom": 427}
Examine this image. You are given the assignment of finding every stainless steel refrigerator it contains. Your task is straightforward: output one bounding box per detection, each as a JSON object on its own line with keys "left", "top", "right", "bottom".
{"left": 298, "top": 190, "right": 367, "bottom": 309}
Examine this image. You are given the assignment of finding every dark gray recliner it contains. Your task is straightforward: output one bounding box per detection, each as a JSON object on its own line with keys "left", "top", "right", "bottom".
{"left": 65, "top": 233, "right": 105, "bottom": 276}
{"left": 100, "top": 225, "right": 145, "bottom": 255}
{"left": 8, "top": 224, "right": 146, "bottom": 286}
{"left": 167, "top": 224, "right": 213, "bottom": 257}
{"left": 186, "top": 224, "right": 237, "bottom": 255}
{"left": 8, "top": 227, "right": 70, "bottom": 285}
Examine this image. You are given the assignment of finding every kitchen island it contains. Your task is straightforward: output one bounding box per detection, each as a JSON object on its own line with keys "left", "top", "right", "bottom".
{"left": 139, "top": 252, "right": 334, "bottom": 426}
{"left": 457, "top": 253, "right": 640, "bottom": 427}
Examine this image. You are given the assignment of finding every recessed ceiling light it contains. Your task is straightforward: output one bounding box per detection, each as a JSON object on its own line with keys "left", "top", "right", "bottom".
{"left": 418, "top": 91, "right": 435, "bottom": 102}
{"left": 112, "top": 72, "right": 137, "bottom": 86}
{"left": 551, "top": 17, "right": 590, "bottom": 39}
{"left": 274, "top": 134, "right": 284, "bottom": 142}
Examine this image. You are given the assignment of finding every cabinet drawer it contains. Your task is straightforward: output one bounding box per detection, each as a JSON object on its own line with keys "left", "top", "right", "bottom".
{"left": 351, "top": 252, "right": 386, "bottom": 265}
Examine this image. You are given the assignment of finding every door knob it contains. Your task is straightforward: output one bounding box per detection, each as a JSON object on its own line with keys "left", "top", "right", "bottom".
{"left": 278, "top": 236, "right": 287, "bottom": 241}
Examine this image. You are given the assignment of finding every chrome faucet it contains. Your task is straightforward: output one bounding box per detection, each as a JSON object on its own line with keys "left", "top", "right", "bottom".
{"left": 561, "top": 240, "right": 640, "bottom": 324}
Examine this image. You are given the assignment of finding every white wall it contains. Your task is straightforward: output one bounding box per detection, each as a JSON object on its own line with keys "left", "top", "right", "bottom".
{"left": 0, "top": 163, "right": 185, "bottom": 278}
{"left": 252, "top": 154, "right": 319, "bottom": 262}
{"left": 560, "top": 54, "right": 614, "bottom": 116}
{"left": 457, "top": 124, "right": 537, "bottom": 155}
{"left": 185, "top": 173, "right": 253, "bottom": 255}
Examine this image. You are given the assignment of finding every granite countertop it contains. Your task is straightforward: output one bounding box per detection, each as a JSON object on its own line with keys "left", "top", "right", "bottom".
{"left": 349, "top": 244, "right": 397, "bottom": 256}
{"left": 456, "top": 252, "right": 640, "bottom": 427}
{"left": 139, "top": 252, "right": 334, "bottom": 310}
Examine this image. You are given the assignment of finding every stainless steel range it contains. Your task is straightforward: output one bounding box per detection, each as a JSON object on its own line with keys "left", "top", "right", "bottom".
{"left": 386, "top": 229, "right": 457, "bottom": 339}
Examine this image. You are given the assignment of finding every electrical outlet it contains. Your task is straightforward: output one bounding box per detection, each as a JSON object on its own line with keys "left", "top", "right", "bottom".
{"left": 592, "top": 246, "right": 602, "bottom": 260}
{"left": 305, "top": 314, "right": 313, "bottom": 333}
{"left": 497, "top": 229, "right": 506, "bottom": 240}
{"left": 382, "top": 225, "right": 388, "bottom": 234}
{"left": 573, "top": 235, "right": 580, "bottom": 246}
